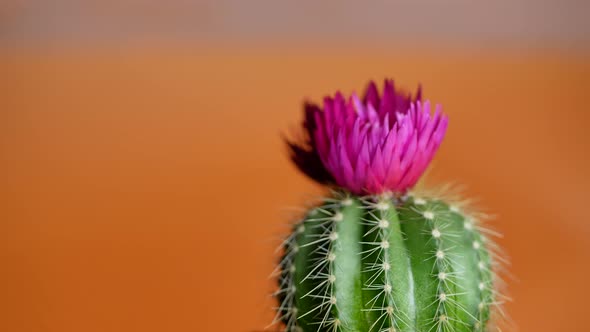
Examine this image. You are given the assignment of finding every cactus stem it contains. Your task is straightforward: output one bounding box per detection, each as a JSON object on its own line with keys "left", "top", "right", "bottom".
{"left": 273, "top": 188, "right": 510, "bottom": 332}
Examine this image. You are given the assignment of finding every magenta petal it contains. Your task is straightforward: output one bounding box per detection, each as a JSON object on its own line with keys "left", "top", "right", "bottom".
{"left": 381, "top": 126, "right": 398, "bottom": 164}
{"left": 354, "top": 137, "right": 370, "bottom": 186}
{"left": 366, "top": 168, "right": 382, "bottom": 194}
{"left": 372, "top": 147, "right": 386, "bottom": 183}
{"left": 337, "top": 143, "right": 354, "bottom": 185}
{"left": 364, "top": 81, "right": 381, "bottom": 109}
{"left": 400, "top": 131, "right": 418, "bottom": 172}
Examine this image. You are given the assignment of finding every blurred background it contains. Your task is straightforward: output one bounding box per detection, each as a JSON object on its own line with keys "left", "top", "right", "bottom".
{"left": 1, "top": 1, "right": 589, "bottom": 331}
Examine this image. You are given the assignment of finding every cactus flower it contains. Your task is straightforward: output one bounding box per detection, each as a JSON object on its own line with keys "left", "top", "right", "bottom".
{"left": 287, "top": 80, "right": 448, "bottom": 195}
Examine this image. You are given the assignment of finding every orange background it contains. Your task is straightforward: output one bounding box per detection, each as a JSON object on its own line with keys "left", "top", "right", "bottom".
{"left": 1, "top": 47, "right": 589, "bottom": 332}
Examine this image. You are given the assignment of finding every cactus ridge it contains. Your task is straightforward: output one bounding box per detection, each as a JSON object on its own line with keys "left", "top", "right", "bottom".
{"left": 272, "top": 191, "right": 508, "bottom": 332}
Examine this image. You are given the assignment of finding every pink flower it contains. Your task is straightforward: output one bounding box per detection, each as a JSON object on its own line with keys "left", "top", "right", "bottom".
{"left": 287, "top": 79, "right": 448, "bottom": 195}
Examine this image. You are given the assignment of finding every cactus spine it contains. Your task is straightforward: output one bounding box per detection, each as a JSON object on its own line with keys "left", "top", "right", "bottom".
{"left": 275, "top": 192, "right": 501, "bottom": 332}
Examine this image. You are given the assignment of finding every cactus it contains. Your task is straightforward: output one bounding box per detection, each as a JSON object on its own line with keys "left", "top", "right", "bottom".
{"left": 274, "top": 80, "right": 507, "bottom": 332}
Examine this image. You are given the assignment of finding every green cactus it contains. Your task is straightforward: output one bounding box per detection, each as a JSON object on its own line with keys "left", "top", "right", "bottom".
{"left": 275, "top": 79, "right": 508, "bottom": 331}
{"left": 274, "top": 192, "right": 504, "bottom": 332}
